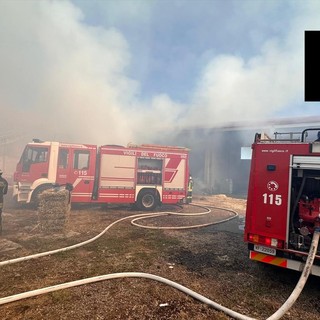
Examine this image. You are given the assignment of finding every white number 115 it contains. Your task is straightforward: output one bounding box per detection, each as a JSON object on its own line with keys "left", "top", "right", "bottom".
{"left": 262, "top": 193, "right": 282, "bottom": 206}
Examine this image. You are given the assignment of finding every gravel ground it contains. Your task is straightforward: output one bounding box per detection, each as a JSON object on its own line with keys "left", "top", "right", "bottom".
{"left": 0, "top": 194, "right": 319, "bottom": 320}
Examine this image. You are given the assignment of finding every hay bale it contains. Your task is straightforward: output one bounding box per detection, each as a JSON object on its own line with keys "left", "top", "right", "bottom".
{"left": 37, "top": 189, "right": 71, "bottom": 232}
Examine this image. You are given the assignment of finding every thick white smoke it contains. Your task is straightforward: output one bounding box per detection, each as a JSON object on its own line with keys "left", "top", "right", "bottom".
{"left": 185, "top": 1, "right": 320, "bottom": 126}
{"left": 0, "top": 1, "right": 137, "bottom": 145}
{"left": 0, "top": 0, "right": 319, "bottom": 175}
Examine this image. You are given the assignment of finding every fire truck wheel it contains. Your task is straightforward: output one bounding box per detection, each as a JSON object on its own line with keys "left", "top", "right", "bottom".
{"left": 137, "top": 190, "right": 158, "bottom": 211}
{"left": 31, "top": 186, "right": 52, "bottom": 208}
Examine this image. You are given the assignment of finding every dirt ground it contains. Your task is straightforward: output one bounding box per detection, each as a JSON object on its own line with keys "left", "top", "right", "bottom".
{"left": 0, "top": 194, "right": 319, "bottom": 320}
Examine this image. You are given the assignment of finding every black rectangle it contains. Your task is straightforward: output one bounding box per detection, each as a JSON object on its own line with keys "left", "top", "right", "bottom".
{"left": 305, "top": 30, "right": 320, "bottom": 101}
{"left": 267, "top": 164, "right": 276, "bottom": 171}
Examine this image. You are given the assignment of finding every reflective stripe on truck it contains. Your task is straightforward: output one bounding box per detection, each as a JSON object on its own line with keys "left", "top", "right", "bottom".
{"left": 249, "top": 251, "right": 320, "bottom": 276}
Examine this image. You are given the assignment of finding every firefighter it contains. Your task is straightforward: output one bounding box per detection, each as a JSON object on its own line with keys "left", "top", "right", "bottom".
{"left": 0, "top": 169, "right": 8, "bottom": 235}
{"left": 187, "top": 175, "right": 193, "bottom": 204}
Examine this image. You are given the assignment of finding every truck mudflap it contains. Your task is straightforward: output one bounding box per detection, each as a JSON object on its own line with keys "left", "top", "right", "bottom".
{"left": 249, "top": 251, "right": 320, "bottom": 276}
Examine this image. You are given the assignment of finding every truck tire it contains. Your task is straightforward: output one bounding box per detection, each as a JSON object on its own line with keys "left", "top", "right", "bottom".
{"left": 12, "top": 195, "right": 24, "bottom": 209}
{"left": 31, "top": 185, "right": 52, "bottom": 208}
{"left": 137, "top": 190, "right": 158, "bottom": 211}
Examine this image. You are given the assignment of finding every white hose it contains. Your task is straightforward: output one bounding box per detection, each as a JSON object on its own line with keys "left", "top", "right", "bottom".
{"left": 1, "top": 205, "right": 318, "bottom": 320}
{"left": 0, "top": 204, "right": 237, "bottom": 267}
{"left": 1, "top": 231, "right": 318, "bottom": 320}
{"left": 0, "top": 211, "right": 169, "bottom": 267}
{"left": 131, "top": 204, "right": 238, "bottom": 230}
{"left": 0, "top": 272, "right": 255, "bottom": 320}
{"left": 266, "top": 229, "right": 320, "bottom": 320}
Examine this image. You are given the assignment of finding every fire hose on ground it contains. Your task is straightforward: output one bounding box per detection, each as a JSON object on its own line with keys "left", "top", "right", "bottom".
{"left": 0, "top": 205, "right": 319, "bottom": 320}
{"left": 0, "top": 204, "right": 232, "bottom": 267}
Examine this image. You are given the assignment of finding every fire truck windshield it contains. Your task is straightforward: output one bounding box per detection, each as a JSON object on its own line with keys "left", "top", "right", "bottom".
{"left": 21, "top": 146, "right": 48, "bottom": 172}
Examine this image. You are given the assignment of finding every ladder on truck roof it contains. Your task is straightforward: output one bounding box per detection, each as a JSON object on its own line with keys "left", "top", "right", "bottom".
{"left": 255, "top": 128, "right": 320, "bottom": 143}
{"left": 255, "top": 131, "right": 301, "bottom": 143}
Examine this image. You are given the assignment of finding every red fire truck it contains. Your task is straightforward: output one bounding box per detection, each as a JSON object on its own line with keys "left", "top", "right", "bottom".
{"left": 13, "top": 139, "right": 190, "bottom": 210}
{"left": 244, "top": 128, "right": 320, "bottom": 276}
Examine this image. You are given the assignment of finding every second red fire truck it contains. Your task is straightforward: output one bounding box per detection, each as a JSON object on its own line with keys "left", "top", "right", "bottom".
{"left": 13, "top": 140, "right": 190, "bottom": 210}
{"left": 244, "top": 128, "right": 320, "bottom": 276}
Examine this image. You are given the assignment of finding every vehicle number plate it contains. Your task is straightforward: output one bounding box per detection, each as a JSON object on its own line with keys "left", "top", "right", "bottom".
{"left": 254, "top": 245, "right": 276, "bottom": 256}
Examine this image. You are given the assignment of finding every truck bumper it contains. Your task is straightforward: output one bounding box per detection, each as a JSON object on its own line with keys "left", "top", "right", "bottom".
{"left": 249, "top": 250, "right": 320, "bottom": 277}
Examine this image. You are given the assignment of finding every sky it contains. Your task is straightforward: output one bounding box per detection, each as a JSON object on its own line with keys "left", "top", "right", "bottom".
{"left": 0, "top": 0, "right": 320, "bottom": 163}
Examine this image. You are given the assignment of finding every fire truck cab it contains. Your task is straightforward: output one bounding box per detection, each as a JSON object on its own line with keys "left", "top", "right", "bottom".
{"left": 244, "top": 128, "right": 320, "bottom": 276}
{"left": 13, "top": 139, "right": 190, "bottom": 210}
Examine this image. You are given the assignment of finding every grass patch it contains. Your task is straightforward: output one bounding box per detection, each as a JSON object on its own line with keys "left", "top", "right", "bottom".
{"left": 50, "top": 290, "right": 74, "bottom": 303}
